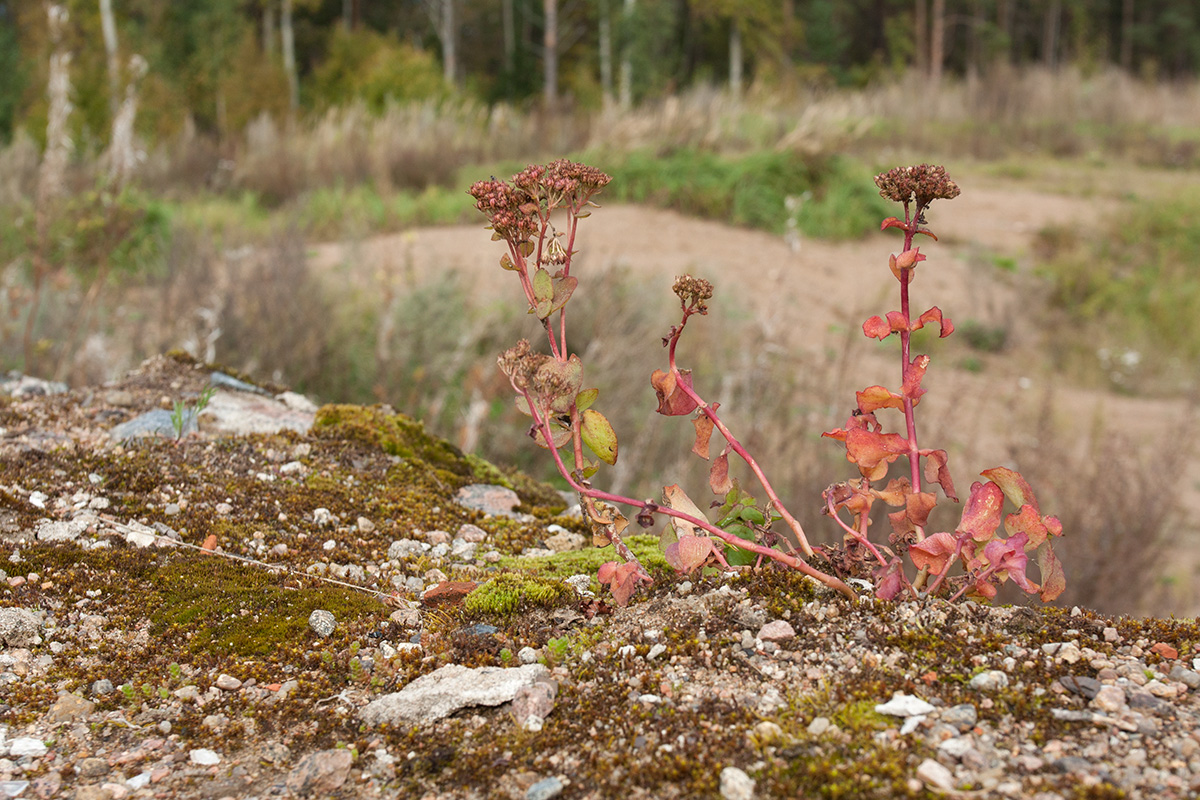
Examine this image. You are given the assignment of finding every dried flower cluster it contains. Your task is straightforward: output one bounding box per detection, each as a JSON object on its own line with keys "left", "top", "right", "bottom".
{"left": 672, "top": 275, "right": 714, "bottom": 312}
{"left": 469, "top": 160, "right": 612, "bottom": 245}
{"left": 874, "top": 164, "right": 961, "bottom": 211}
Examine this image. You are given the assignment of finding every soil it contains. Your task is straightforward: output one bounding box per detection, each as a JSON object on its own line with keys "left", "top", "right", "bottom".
{"left": 3, "top": 354, "right": 1200, "bottom": 800}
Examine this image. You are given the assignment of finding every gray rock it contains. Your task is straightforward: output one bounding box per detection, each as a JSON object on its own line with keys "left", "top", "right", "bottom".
{"left": 454, "top": 484, "right": 521, "bottom": 517}
{"left": 45, "top": 693, "right": 94, "bottom": 724}
{"left": 1091, "top": 685, "right": 1127, "bottom": 714}
{"left": 0, "top": 373, "right": 67, "bottom": 397}
{"left": 34, "top": 518, "right": 89, "bottom": 543}
{"left": 875, "top": 693, "right": 936, "bottom": 717}
{"left": 285, "top": 749, "right": 354, "bottom": 796}
{"left": 526, "top": 777, "right": 564, "bottom": 800}
{"left": 1060, "top": 675, "right": 1101, "bottom": 699}
{"left": 110, "top": 409, "right": 188, "bottom": 440}
{"left": 361, "top": 663, "right": 550, "bottom": 726}
{"left": 203, "top": 388, "right": 315, "bottom": 436}
{"left": 544, "top": 531, "right": 585, "bottom": 552}
{"left": 0, "top": 608, "right": 41, "bottom": 648}
{"left": 940, "top": 703, "right": 978, "bottom": 731}
{"left": 518, "top": 647, "right": 539, "bottom": 665}
{"left": 388, "top": 539, "right": 430, "bottom": 560}
{"left": 968, "top": 670, "right": 1009, "bottom": 692}
{"left": 308, "top": 610, "right": 336, "bottom": 638}
{"left": 719, "top": 766, "right": 755, "bottom": 800}
{"left": 1169, "top": 666, "right": 1200, "bottom": 690}
{"left": 91, "top": 679, "right": 114, "bottom": 696}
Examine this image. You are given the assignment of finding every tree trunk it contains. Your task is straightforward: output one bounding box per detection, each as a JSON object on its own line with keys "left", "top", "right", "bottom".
{"left": 599, "top": 0, "right": 613, "bottom": 108}
{"left": 729, "top": 16, "right": 743, "bottom": 100}
{"left": 1120, "top": 0, "right": 1133, "bottom": 72}
{"left": 1042, "top": 0, "right": 1061, "bottom": 70}
{"left": 282, "top": 0, "right": 298, "bottom": 112}
{"left": 99, "top": 0, "right": 120, "bottom": 122}
{"left": 930, "top": 0, "right": 944, "bottom": 88}
{"left": 996, "top": 0, "right": 1014, "bottom": 64}
{"left": 262, "top": 0, "right": 275, "bottom": 57}
{"left": 502, "top": 0, "right": 515, "bottom": 74}
{"left": 914, "top": 0, "right": 927, "bottom": 76}
{"left": 442, "top": 0, "right": 456, "bottom": 85}
{"left": 619, "top": 0, "right": 634, "bottom": 109}
{"left": 543, "top": 0, "right": 558, "bottom": 110}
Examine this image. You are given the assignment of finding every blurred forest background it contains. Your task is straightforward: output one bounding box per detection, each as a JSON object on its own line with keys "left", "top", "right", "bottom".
{"left": 3, "top": 0, "right": 1200, "bottom": 615}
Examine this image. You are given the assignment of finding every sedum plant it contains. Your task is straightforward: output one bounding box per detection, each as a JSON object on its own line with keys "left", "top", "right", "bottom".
{"left": 469, "top": 160, "right": 1064, "bottom": 606}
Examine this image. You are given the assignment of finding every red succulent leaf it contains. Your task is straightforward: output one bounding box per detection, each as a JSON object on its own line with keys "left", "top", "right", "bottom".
{"left": 921, "top": 449, "right": 958, "bottom": 502}
{"left": 1038, "top": 546, "right": 1066, "bottom": 602}
{"left": 822, "top": 427, "right": 848, "bottom": 443}
{"left": 651, "top": 368, "right": 699, "bottom": 416}
{"left": 663, "top": 535, "right": 714, "bottom": 573}
{"left": 957, "top": 481, "right": 1004, "bottom": 542}
{"left": 983, "top": 532, "right": 1037, "bottom": 594}
{"left": 863, "top": 316, "right": 892, "bottom": 341}
{"left": 1044, "top": 515, "right": 1063, "bottom": 537}
{"left": 845, "top": 428, "right": 909, "bottom": 482}
{"left": 906, "top": 491, "right": 938, "bottom": 528}
{"left": 874, "top": 558, "right": 906, "bottom": 600}
{"left": 857, "top": 385, "right": 905, "bottom": 413}
{"left": 968, "top": 578, "right": 998, "bottom": 600}
{"left": 886, "top": 310, "right": 910, "bottom": 334}
{"left": 912, "top": 307, "right": 954, "bottom": 338}
{"left": 709, "top": 449, "right": 733, "bottom": 495}
{"left": 872, "top": 477, "right": 912, "bottom": 506}
{"left": 888, "top": 508, "right": 914, "bottom": 538}
{"left": 596, "top": 561, "right": 647, "bottom": 606}
{"left": 881, "top": 217, "right": 906, "bottom": 232}
{"left": 1004, "top": 504, "right": 1049, "bottom": 548}
{"left": 980, "top": 466, "right": 1040, "bottom": 514}
{"left": 902, "top": 355, "right": 930, "bottom": 403}
{"left": 909, "top": 531, "right": 960, "bottom": 574}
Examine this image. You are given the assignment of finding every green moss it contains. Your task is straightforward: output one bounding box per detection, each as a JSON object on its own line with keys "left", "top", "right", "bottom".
{"left": 313, "top": 404, "right": 468, "bottom": 470}
{"left": 463, "top": 452, "right": 512, "bottom": 489}
{"left": 463, "top": 572, "right": 576, "bottom": 616}
{"left": 498, "top": 533, "right": 670, "bottom": 578}
{"left": 149, "top": 555, "right": 381, "bottom": 657}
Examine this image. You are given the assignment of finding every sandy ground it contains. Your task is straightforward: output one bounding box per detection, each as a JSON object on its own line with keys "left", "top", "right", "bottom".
{"left": 310, "top": 175, "right": 1200, "bottom": 613}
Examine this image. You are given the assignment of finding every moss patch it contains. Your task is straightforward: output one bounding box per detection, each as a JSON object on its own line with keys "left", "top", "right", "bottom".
{"left": 464, "top": 572, "right": 577, "bottom": 617}
{"left": 499, "top": 533, "right": 671, "bottom": 578}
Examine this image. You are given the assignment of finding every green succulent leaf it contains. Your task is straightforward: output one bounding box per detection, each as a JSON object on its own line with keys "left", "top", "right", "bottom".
{"left": 580, "top": 408, "right": 618, "bottom": 465}
{"left": 575, "top": 387, "right": 599, "bottom": 412}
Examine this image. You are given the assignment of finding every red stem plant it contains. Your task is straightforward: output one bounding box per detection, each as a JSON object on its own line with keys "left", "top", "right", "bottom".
{"left": 470, "top": 160, "right": 1064, "bottom": 607}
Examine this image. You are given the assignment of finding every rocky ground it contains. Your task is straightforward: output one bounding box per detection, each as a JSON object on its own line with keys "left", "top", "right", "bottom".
{"left": 2, "top": 353, "right": 1200, "bottom": 800}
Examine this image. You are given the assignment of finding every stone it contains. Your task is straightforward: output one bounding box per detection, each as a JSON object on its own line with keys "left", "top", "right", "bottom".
{"left": 454, "top": 484, "right": 521, "bottom": 517}
{"left": 109, "top": 409, "right": 186, "bottom": 440}
{"left": 916, "top": 758, "right": 954, "bottom": 790}
{"left": 968, "top": 670, "right": 1009, "bottom": 692}
{"left": 215, "top": 674, "right": 242, "bottom": 691}
{"left": 757, "top": 620, "right": 797, "bottom": 643}
{"left": 1151, "top": 642, "right": 1179, "bottom": 660}
{"left": 361, "top": 663, "right": 550, "bottom": 726}
{"left": 1091, "top": 686, "right": 1127, "bottom": 714}
{"left": 45, "top": 693, "right": 94, "bottom": 724}
{"left": 938, "top": 736, "right": 975, "bottom": 759}
{"left": 421, "top": 581, "right": 478, "bottom": 607}
{"left": 189, "top": 749, "right": 221, "bottom": 766}
{"left": 940, "top": 704, "right": 978, "bottom": 731}
{"left": 1169, "top": 665, "right": 1200, "bottom": 690}
{"left": 876, "top": 694, "right": 936, "bottom": 717}
{"left": 518, "top": 647, "right": 539, "bottom": 665}
{"left": 388, "top": 539, "right": 430, "bottom": 559}
{"left": 0, "top": 608, "right": 42, "bottom": 648}
{"left": 34, "top": 519, "right": 89, "bottom": 544}
{"left": 526, "top": 777, "right": 564, "bottom": 800}
{"left": 308, "top": 610, "right": 336, "bottom": 637}
{"left": 285, "top": 749, "right": 354, "bottom": 796}
{"left": 76, "top": 758, "right": 109, "bottom": 778}
{"left": 544, "top": 531, "right": 586, "bottom": 552}
{"left": 647, "top": 643, "right": 667, "bottom": 660}
{"left": 512, "top": 680, "right": 558, "bottom": 726}
{"left": 719, "top": 766, "right": 755, "bottom": 800}
{"left": 1042, "top": 642, "right": 1083, "bottom": 664}
{"left": 91, "top": 679, "right": 114, "bottom": 696}
{"left": 1060, "top": 675, "right": 1101, "bottom": 699}
{"left": 807, "top": 717, "right": 831, "bottom": 736}
{"left": 9, "top": 738, "right": 47, "bottom": 757}
{"left": 356, "top": 516, "right": 376, "bottom": 533}
{"left": 457, "top": 524, "right": 488, "bottom": 543}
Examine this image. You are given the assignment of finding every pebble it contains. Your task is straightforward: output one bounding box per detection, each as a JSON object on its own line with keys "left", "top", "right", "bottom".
{"left": 215, "top": 674, "right": 242, "bottom": 691}
{"left": 285, "top": 749, "right": 353, "bottom": 796}
{"left": 807, "top": 716, "right": 831, "bottom": 736}
{"left": 969, "top": 670, "right": 1009, "bottom": 691}
{"left": 518, "top": 647, "right": 539, "bottom": 665}
{"left": 307, "top": 610, "right": 336, "bottom": 637}
{"left": 719, "top": 766, "right": 755, "bottom": 800}
{"left": 940, "top": 703, "right": 978, "bottom": 731}
{"left": 9, "top": 738, "right": 47, "bottom": 757}
{"left": 757, "top": 620, "right": 796, "bottom": 642}
{"left": 454, "top": 484, "right": 520, "bottom": 517}
{"left": 876, "top": 694, "right": 936, "bottom": 717}
{"left": 526, "top": 776, "right": 564, "bottom": 800}
{"left": 189, "top": 749, "right": 221, "bottom": 765}
{"left": 1091, "top": 686, "right": 1127, "bottom": 713}
{"left": 1060, "top": 675, "right": 1101, "bottom": 699}
{"left": 916, "top": 758, "right": 954, "bottom": 790}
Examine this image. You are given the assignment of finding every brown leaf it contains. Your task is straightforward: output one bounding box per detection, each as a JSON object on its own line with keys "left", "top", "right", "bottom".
{"left": 902, "top": 355, "right": 929, "bottom": 404}
{"left": 1038, "top": 546, "right": 1066, "bottom": 602}
{"left": 651, "top": 368, "right": 699, "bottom": 416}
{"left": 857, "top": 385, "right": 904, "bottom": 413}
{"left": 922, "top": 449, "right": 958, "bottom": 502}
{"left": 909, "top": 532, "right": 959, "bottom": 574}
{"left": 663, "top": 535, "right": 714, "bottom": 573}
{"left": 709, "top": 449, "right": 733, "bottom": 495}
{"left": 691, "top": 411, "right": 715, "bottom": 459}
{"left": 661, "top": 484, "right": 708, "bottom": 536}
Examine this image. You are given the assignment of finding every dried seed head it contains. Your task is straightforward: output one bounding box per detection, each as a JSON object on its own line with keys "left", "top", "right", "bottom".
{"left": 672, "top": 275, "right": 714, "bottom": 311}
{"left": 498, "top": 339, "right": 547, "bottom": 391}
{"left": 874, "top": 164, "right": 960, "bottom": 211}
